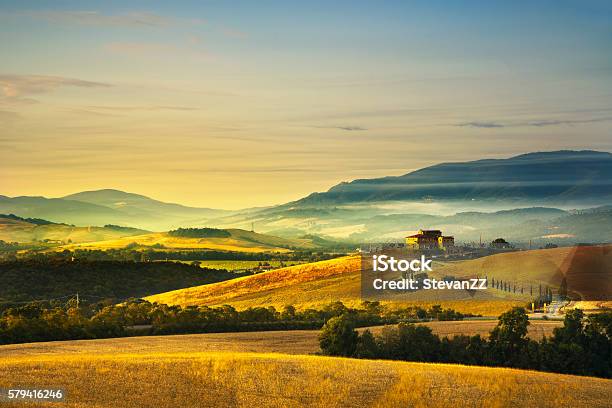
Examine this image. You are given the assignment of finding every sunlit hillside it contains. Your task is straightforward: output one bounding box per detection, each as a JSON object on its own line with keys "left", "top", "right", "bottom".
{"left": 0, "top": 350, "right": 609, "bottom": 408}
{"left": 145, "top": 255, "right": 525, "bottom": 315}
{"left": 146, "top": 255, "right": 362, "bottom": 308}
{"left": 0, "top": 215, "right": 146, "bottom": 244}
{"left": 433, "top": 244, "right": 612, "bottom": 300}
{"left": 146, "top": 245, "right": 611, "bottom": 315}
{"left": 61, "top": 229, "right": 317, "bottom": 253}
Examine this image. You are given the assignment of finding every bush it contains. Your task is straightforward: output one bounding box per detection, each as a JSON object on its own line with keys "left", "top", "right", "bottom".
{"left": 319, "top": 315, "right": 358, "bottom": 357}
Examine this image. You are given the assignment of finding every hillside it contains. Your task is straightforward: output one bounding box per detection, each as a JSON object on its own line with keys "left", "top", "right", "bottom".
{"left": 144, "top": 255, "right": 521, "bottom": 315}
{"left": 0, "top": 321, "right": 564, "bottom": 359}
{"left": 434, "top": 244, "right": 612, "bottom": 301}
{"left": 0, "top": 349, "right": 609, "bottom": 407}
{"left": 0, "top": 189, "right": 228, "bottom": 231}
{"left": 209, "top": 202, "right": 612, "bottom": 243}
{"left": 291, "top": 150, "right": 612, "bottom": 207}
{"left": 0, "top": 259, "right": 241, "bottom": 303}
{"left": 0, "top": 195, "right": 133, "bottom": 227}
{"left": 146, "top": 245, "right": 611, "bottom": 314}
{"left": 145, "top": 256, "right": 362, "bottom": 308}
{"left": 62, "top": 228, "right": 319, "bottom": 253}
{"left": 0, "top": 215, "right": 147, "bottom": 244}
{"left": 63, "top": 189, "right": 227, "bottom": 229}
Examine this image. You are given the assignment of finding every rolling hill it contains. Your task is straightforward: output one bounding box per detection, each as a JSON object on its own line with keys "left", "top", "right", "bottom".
{"left": 0, "top": 348, "right": 609, "bottom": 407}
{"left": 63, "top": 189, "right": 228, "bottom": 229}
{"left": 202, "top": 150, "right": 612, "bottom": 242}
{"left": 62, "top": 228, "right": 321, "bottom": 253}
{"left": 146, "top": 245, "right": 611, "bottom": 314}
{"left": 0, "top": 195, "right": 133, "bottom": 227}
{"left": 434, "top": 244, "right": 612, "bottom": 301}
{"left": 3, "top": 151, "right": 611, "bottom": 243}
{"left": 290, "top": 150, "right": 612, "bottom": 207}
{"left": 0, "top": 214, "right": 147, "bottom": 244}
{"left": 0, "top": 189, "right": 228, "bottom": 231}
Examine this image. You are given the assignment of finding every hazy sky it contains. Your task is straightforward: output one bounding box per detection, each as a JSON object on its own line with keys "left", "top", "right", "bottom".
{"left": 1, "top": 1, "right": 611, "bottom": 209}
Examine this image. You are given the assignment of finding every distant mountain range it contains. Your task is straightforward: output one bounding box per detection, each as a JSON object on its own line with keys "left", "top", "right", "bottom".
{"left": 0, "top": 189, "right": 227, "bottom": 231}
{"left": 1, "top": 150, "right": 611, "bottom": 243}
{"left": 289, "top": 150, "right": 612, "bottom": 207}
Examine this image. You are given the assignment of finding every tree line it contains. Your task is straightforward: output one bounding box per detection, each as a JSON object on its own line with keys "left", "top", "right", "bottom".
{"left": 4, "top": 248, "right": 343, "bottom": 263}
{"left": 0, "top": 258, "right": 246, "bottom": 304}
{"left": 0, "top": 300, "right": 467, "bottom": 345}
{"left": 319, "top": 307, "right": 611, "bottom": 378}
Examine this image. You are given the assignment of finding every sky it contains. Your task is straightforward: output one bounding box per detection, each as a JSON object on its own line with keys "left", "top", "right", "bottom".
{"left": 1, "top": 0, "right": 611, "bottom": 209}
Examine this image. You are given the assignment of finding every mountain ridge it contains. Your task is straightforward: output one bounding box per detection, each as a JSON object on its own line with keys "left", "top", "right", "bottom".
{"left": 289, "top": 150, "right": 612, "bottom": 207}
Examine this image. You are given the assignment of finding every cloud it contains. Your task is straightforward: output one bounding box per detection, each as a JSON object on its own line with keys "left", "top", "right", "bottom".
{"left": 456, "top": 121, "right": 504, "bottom": 128}
{"left": 17, "top": 10, "right": 205, "bottom": 27}
{"left": 89, "top": 105, "right": 199, "bottom": 111}
{"left": 0, "top": 74, "right": 111, "bottom": 104}
{"left": 526, "top": 118, "right": 612, "bottom": 127}
{"left": 313, "top": 125, "right": 368, "bottom": 131}
{"left": 85, "top": 105, "right": 199, "bottom": 112}
{"left": 456, "top": 117, "right": 612, "bottom": 128}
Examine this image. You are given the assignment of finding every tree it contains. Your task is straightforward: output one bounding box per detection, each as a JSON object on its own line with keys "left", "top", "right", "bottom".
{"left": 281, "top": 305, "right": 296, "bottom": 320}
{"left": 559, "top": 277, "right": 568, "bottom": 299}
{"left": 553, "top": 309, "right": 584, "bottom": 344}
{"left": 319, "top": 314, "right": 358, "bottom": 356}
{"left": 354, "top": 329, "right": 378, "bottom": 358}
{"left": 489, "top": 307, "right": 530, "bottom": 366}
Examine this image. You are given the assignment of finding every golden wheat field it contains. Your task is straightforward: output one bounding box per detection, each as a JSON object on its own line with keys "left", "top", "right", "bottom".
{"left": 0, "top": 320, "right": 562, "bottom": 360}
{"left": 145, "top": 255, "right": 525, "bottom": 315}
{"left": 145, "top": 246, "right": 612, "bottom": 316}
{"left": 0, "top": 351, "right": 610, "bottom": 408}
{"left": 435, "top": 245, "right": 612, "bottom": 297}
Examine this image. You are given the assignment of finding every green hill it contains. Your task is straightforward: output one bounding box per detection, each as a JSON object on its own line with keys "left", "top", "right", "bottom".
{"left": 0, "top": 215, "right": 147, "bottom": 244}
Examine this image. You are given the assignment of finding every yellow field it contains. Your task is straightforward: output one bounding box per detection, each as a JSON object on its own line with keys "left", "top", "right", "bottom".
{"left": 146, "top": 245, "right": 612, "bottom": 316}
{"left": 0, "top": 350, "right": 609, "bottom": 407}
{"left": 145, "top": 255, "right": 363, "bottom": 306}
{"left": 434, "top": 245, "right": 612, "bottom": 299}
{"left": 60, "top": 229, "right": 314, "bottom": 253}
{"left": 145, "top": 255, "right": 524, "bottom": 315}
{"left": 0, "top": 320, "right": 563, "bottom": 361}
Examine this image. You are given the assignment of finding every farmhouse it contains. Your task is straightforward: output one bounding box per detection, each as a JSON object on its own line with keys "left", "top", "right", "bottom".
{"left": 405, "top": 229, "right": 454, "bottom": 251}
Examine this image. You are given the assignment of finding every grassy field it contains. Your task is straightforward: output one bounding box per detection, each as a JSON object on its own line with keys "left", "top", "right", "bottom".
{"left": 145, "top": 245, "right": 611, "bottom": 316}
{"left": 145, "top": 255, "right": 524, "bottom": 315}
{"left": 0, "top": 216, "right": 146, "bottom": 244}
{"left": 0, "top": 320, "right": 563, "bottom": 360}
{"left": 434, "top": 245, "right": 612, "bottom": 301}
{"left": 145, "top": 255, "right": 364, "bottom": 307}
{"left": 170, "top": 260, "right": 307, "bottom": 271}
{"left": 60, "top": 229, "right": 305, "bottom": 253}
{"left": 0, "top": 350, "right": 609, "bottom": 407}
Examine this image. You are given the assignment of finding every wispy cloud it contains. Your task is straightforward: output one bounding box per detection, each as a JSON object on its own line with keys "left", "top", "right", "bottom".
{"left": 456, "top": 117, "right": 612, "bottom": 128}
{"left": 0, "top": 74, "right": 111, "bottom": 104}
{"left": 313, "top": 125, "right": 368, "bottom": 131}
{"left": 525, "top": 118, "right": 612, "bottom": 127}
{"left": 16, "top": 10, "right": 205, "bottom": 27}
{"left": 456, "top": 121, "right": 504, "bottom": 128}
